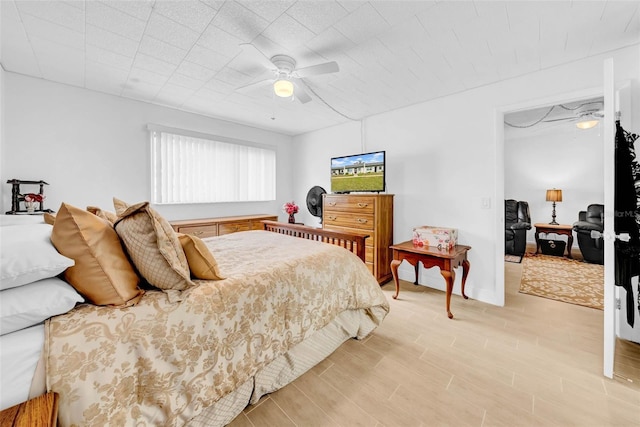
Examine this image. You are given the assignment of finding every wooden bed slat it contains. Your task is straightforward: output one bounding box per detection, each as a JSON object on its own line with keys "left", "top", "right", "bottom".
{"left": 261, "top": 220, "right": 369, "bottom": 263}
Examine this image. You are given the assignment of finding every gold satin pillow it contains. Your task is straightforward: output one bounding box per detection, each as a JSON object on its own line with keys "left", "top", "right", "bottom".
{"left": 50, "top": 203, "right": 144, "bottom": 307}
{"left": 87, "top": 206, "right": 118, "bottom": 224}
{"left": 113, "top": 198, "right": 193, "bottom": 291}
{"left": 43, "top": 212, "right": 56, "bottom": 225}
{"left": 177, "top": 233, "right": 225, "bottom": 280}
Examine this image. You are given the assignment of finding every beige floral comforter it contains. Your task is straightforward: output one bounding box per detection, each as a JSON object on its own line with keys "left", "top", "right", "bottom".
{"left": 45, "top": 231, "right": 389, "bottom": 426}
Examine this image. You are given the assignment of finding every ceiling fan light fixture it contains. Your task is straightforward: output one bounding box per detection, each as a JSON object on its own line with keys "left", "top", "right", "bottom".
{"left": 273, "top": 79, "right": 294, "bottom": 98}
{"left": 576, "top": 119, "right": 599, "bottom": 130}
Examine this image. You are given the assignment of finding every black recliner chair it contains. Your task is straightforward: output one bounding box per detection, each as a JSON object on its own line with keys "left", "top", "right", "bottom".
{"left": 572, "top": 204, "right": 604, "bottom": 264}
{"left": 505, "top": 199, "right": 532, "bottom": 256}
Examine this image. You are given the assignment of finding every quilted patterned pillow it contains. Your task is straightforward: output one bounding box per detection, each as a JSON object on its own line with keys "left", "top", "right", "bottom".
{"left": 113, "top": 198, "right": 194, "bottom": 291}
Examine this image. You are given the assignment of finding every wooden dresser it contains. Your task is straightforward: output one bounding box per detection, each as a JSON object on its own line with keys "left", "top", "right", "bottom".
{"left": 170, "top": 214, "right": 278, "bottom": 238}
{"left": 323, "top": 194, "right": 394, "bottom": 284}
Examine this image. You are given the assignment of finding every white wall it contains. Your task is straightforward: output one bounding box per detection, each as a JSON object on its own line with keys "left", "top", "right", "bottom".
{"left": 291, "top": 120, "right": 362, "bottom": 228}
{"left": 292, "top": 45, "right": 640, "bottom": 306}
{"left": 504, "top": 116, "right": 604, "bottom": 247}
{"left": 1, "top": 73, "right": 294, "bottom": 221}
{"left": 0, "top": 68, "right": 5, "bottom": 198}
{"left": 3, "top": 46, "right": 639, "bottom": 307}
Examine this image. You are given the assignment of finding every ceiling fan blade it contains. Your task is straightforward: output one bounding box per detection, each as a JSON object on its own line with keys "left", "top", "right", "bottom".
{"left": 543, "top": 117, "right": 576, "bottom": 123}
{"left": 239, "top": 43, "right": 276, "bottom": 70}
{"left": 236, "top": 78, "right": 273, "bottom": 94}
{"left": 292, "top": 79, "right": 312, "bottom": 104}
{"left": 295, "top": 61, "right": 339, "bottom": 77}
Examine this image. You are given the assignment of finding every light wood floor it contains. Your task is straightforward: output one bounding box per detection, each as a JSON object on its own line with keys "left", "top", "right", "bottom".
{"left": 229, "top": 260, "right": 640, "bottom": 426}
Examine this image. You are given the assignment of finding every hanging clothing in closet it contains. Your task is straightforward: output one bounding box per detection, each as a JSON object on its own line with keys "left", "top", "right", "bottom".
{"left": 614, "top": 120, "right": 640, "bottom": 328}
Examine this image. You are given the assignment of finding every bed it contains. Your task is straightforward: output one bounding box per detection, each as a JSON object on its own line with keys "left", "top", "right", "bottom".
{"left": 0, "top": 207, "right": 388, "bottom": 426}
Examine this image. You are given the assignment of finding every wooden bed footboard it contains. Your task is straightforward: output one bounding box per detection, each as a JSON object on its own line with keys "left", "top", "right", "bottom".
{"left": 261, "top": 220, "right": 369, "bottom": 263}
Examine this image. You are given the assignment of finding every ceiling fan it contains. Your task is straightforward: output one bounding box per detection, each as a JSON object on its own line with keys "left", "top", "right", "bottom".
{"left": 235, "top": 43, "right": 340, "bottom": 104}
{"left": 543, "top": 102, "right": 604, "bottom": 129}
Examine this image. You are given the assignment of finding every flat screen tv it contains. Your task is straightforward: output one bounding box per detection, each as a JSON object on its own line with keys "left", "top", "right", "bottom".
{"left": 330, "top": 151, "right": 386, "bottom": 193}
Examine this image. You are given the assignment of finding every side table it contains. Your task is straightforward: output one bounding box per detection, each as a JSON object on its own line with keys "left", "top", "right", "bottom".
{"left": 390, "top": 241, "right": 471, "bottom": 319}
{"left": 0, "top": 392, "right": 58, "bottom": 426}
{"left": 534, "top": 223, "right": 574, "bottom": 258}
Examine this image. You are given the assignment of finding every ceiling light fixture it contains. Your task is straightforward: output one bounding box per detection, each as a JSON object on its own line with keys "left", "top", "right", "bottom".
{"left": 273, "top": 79, "right": 294, "bottom": 98}
{"left": 576, "top": 118, "right": 599, "bottom": 130}
{"left": 575, "top": 105, "right": 602, "bottom": 130}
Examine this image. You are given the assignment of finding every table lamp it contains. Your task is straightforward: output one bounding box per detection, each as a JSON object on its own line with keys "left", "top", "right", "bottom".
{"left": 546, "top": 189, "right": 562, "bottom": 225}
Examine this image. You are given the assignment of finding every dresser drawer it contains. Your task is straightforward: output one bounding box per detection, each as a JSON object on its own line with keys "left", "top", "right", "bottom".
{"left": 171, "top": 215, "right": 277, "bottom": 240}
{"left": 251, "top": 217, "right": 277, "bottom": 230}
{"left": 364, "top": 262, "right": 373, "bottom": 275}
{"left": 365, "top": 245, "right": 374, "bottom": 263}
{"left": 324, "top": 213, "right": 375, "bottom": 231}
{"left": 325, "top": 227, "right": 375, "bottom": 249}
{"left": 219, "top": 222, "right": 252, "bottom": 235}
{"left": 324, "top": 196, "right": 375, "bottom": 213}
{"left": 176, "top": 224, "right": 218, "bottom": 238}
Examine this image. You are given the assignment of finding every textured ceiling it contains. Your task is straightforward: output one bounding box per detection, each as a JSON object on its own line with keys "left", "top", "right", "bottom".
{"left": 1, "top": 1, "right": 639, "bottom": 136}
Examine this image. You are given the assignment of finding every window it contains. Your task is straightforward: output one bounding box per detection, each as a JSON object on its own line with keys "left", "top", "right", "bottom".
{"left": 149, "top": 126, "right": 276, "bottom": 204}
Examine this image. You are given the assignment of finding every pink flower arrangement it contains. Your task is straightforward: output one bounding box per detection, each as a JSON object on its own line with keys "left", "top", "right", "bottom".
{"left": 283, "top": 201, "right": 299, "bottom": 215}
{"left": 23, "top": 193, "right": 45, "bottom": 203}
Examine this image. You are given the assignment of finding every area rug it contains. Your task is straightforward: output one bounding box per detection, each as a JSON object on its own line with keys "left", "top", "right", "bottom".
{"left": 519, "top": 254, "right": 604, "bottom": 310}
{"left": 505, "top": 254, "right": 523, "bottom": 263}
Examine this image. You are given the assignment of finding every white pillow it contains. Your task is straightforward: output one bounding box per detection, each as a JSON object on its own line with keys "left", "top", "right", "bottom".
{"left": 0, "top": 277, "right": 84, "bottom": 335}
{"left": 0, "top": 214, "right": 45, "bottom": 227}
{"left": 0, "top": 224, "right": 74, "bottom": 290}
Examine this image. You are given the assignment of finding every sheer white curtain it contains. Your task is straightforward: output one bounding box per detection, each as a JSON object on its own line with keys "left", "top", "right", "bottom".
{"left": 150, "top": 129, "right": 276, "bottom": 204}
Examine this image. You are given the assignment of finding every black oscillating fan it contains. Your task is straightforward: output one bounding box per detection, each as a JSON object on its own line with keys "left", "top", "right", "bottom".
{"left": 306, "top": 186, "right": 326, "bottom": 224}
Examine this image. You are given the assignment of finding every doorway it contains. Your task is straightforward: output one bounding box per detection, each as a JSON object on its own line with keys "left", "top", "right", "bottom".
{"left": 496, "top": 89, "right": 605, "bottom": 301}
{"left": 503, "top": 96, "right": 605, "bottom": 240}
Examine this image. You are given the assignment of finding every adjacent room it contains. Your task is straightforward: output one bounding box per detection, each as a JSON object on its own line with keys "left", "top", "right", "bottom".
{"left": 1, "top": 1, "right": 639, "bottom": 425}
{"left": 504, "top": 97, "right": 605, "bottom": 303}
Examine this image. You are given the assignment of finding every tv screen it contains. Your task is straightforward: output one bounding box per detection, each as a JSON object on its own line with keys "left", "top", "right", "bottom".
{"left": 330, "top": 151, "right": 386, "bottom": 193}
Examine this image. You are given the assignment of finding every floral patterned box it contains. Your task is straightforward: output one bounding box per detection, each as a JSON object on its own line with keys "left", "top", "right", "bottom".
{"left": 412, "top": 226, "right": 458, "bottom": 250}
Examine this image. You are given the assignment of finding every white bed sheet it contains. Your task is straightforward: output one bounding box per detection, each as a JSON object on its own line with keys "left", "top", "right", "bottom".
{"left": 0, "top": 214, "right": 45, "bottom": 227}
{"left": 0, "top": 323, "right": 44, "bottom": 410}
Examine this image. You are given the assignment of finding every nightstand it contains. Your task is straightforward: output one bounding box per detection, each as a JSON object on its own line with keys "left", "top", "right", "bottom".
{"left": 534, "top": 223, "right": 574, "bottom": 258}
{"left": 0, "top": 392, "right": 58, "bottom": 426}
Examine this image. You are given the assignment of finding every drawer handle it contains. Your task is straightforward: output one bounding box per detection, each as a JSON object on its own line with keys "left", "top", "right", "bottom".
{"left": 328, "top": 202, "right": 336, "bottom": 206}
{"left": 193, "top": 231, "right": 204, "bottom": 236}
{"left": 357, "top": 203, "right": 369, "bottom": 208}
{"left": 356, "top": 218, "right": 368, "bottom": 224}
{"left": 328, "top": 215, "right": 337, "bottom": 221}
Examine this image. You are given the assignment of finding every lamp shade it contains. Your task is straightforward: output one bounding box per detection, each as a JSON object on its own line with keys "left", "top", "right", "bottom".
{"left": 546, "top": 189, "right": 563, "bottom": 202}
{"left": 273, "top": 79, "right": 294, "bottom": 97}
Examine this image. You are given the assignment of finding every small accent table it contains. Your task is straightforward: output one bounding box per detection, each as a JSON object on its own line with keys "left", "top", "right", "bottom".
{"left": 0, "top": 392, "right": 59, "bottom": 426}
{"left": 534, "top": 223, "right": 573, "bottom": 258}
{"left": 390, "top": 241, "right": 471, "bottom": 319}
